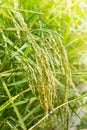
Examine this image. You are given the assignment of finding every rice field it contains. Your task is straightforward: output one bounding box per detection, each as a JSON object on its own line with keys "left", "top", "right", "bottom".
{"left": 0, "top": 0, "right": 87, "bottom": 130}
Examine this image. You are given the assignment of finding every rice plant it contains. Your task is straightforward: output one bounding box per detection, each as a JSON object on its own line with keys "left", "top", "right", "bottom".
{"left": 0, "top": 0, "right": 87, "bottom": 130}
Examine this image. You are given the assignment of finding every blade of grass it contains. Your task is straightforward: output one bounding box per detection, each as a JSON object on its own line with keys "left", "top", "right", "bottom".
{"left": 0, "top": 76, "right": 27, "bottom": 130}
